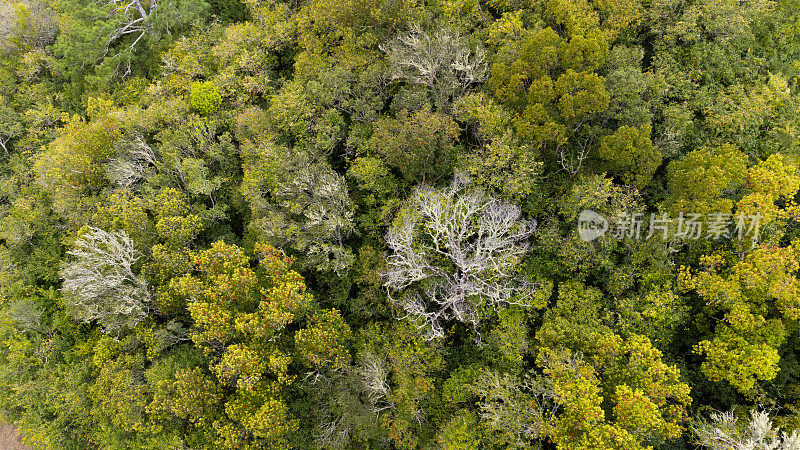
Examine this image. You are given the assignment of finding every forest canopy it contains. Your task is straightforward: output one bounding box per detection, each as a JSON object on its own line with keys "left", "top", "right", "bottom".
{"left": 2, "top": 0, "right": 800, "bottom": 448}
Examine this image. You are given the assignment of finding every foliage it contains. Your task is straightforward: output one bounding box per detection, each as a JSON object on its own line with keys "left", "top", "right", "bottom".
{"left": 679, "top": 246, "right": 800, "bottom": 393}
{"left": 596, "top": 123, "right": 661, "bottom": 189}
{"left": 664, "top": 144, "right": 748, "bottom": 215}
{"left": 189, "top": 81, "right": 222, "bottom": 115}
{"left": 2, "top": 1, "right": 800, "bottom": 448}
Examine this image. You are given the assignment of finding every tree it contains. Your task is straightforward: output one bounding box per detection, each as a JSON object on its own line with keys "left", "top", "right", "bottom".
{"left": 0, "top": 110, "right": 21, "bottom": 158}
{"left": 486, "top": 22, "right": 613, "bottom": 176}
{"left": 0, "top": 0, "right": 58, "bottom": 55}
{"left": 596, "top": 123, "right": 661, "bottom": 189}
{"left": 382, "top": 176, "right": 543, "bottom": 340}
{"left": 51, "top": 0, "right": 210, "bottom": 81}
{"left": 471, "top": 370, "right": 556, "bottom": 447}
{"left": 535, "top": 173, "right": 646, "bottom": 284}
{"left": 301, "top": 359, "right": 388, "bottom": 448}
{"left": 694, "top": 409, "right": 800, "bottom": 450}
{"left": 208, "top": 2, "right": 293, "bottom": 103}
{"left": 530, "top": 281, "right": 692, "bottom": 449}
{"left": 648, "top": 0, "right": 797, "bottom": 158}
{"left": 381, "top": 25, "right": 488, "bottom": 108}
{"left": 34, "top": 98, "right": 121, "bottom": 226}
{"left": 152, "top": 187, "right": 203, "bottom": 247}
{"left": 105, "top": 131, "right": 159, "bottom": 189}
{"left": 89, "top": 348, "right": 150, "bottom": 440}
{"left": 367, "top": 109, "right": 461, "bottom": 185}
{"left": 736, "top": 153, "right": 800, "bottom": 242}
{"left": 460, "top": 130, "right": 543, "bottom": 205}
{"left": 294, "top": 308, "right": 352, "bottom": 372}
{"left": 435, "top": 411, "right": 482, "bottom": 449}
{"left": 34, "top": 99, "right": 120, "bottom": 193}
{"left": 613, "top": 286, "right": 688, "bottom": 348}
{"left": 189, "top": 81, "right": 222, "bottom": 115}
{"left": 359, "top": 321, "right": 445, "bottom": 449}
{"left": 679, "top": 246, "right": 800, "bottom": 393}
{"left": 60, "top": 227, "right": 150, "bottom": 334}
{"left": 664, "top": 143, "right": 748, "bottom": 215}
{"left": 173, "top": 241, "right": 352, "bottom": 447}
{"left": 241, "top": 142, "right": 356, "bottom": 274}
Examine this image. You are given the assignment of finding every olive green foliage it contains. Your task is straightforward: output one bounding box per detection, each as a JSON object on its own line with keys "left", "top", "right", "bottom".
{"left": 3, "top": 0, "right": 800, "bottom": 448}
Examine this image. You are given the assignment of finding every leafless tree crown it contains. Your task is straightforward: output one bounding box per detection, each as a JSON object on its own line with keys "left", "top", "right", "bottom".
{"left": 694, "top": 409, "right": 800, "bottom": 450}
{"left": 60, "top": 227, "right": 150, "bottom": 333}
{"left": 101, "top": 0, "right": 156, "bottom": 67}
{"left": 255, "top": 161, "right": 356, "bottom": 275}
{"left": 381, "top": 25, "right": 488, "bottom": 107}
{"left": 473, "top": 370, "right": 558, "bottom": 446}
{"left": 358, "top": 353, "right": 393, "bottom": 414}
{"left": 0, "top": 0, "right": 58, "bottom": 55}
{"left": 382, "top": 176, "right": 537, "bottom": 340}
{"left": 107, "top": 132, "right": 159, "bottom": 188}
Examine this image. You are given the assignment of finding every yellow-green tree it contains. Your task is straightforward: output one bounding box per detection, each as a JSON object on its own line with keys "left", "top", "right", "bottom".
{"left": 173, "top": 240, "right": 351, "bottom": 447}
{"left": 679, "top": 245, "right": 800, "bottom": 393}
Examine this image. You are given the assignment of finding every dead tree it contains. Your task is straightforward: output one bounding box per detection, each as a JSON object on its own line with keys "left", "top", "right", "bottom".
{"left": 694, "top": 409, "right": 800, "bottom": 450}
{"left": 103, "top": 0, "right": 155, "bottom": 55}
{"left": 106, "top": 132, "right": 159, "bottom": 188}
{"left": 381, "top": 25, "right": 488, "bottom": 108}
{"left": 60, "top": 227, "right": 150, "bottom": 334}
{"left": 382, "top": 176, "right": 537, "bottom": 340}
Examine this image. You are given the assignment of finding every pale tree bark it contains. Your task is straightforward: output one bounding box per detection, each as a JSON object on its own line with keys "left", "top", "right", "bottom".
{"left": 98, "top": 0, "right": 158, "bottom": 73}
{"left": 381, "top": 25, "right": 488, "bottom": 108}
{"left": 106, "top": 132, "right": 159, "bottom": 188}
{"left": 383, "top": 175, "right": 538, "bottom": 340}
{"left": 60, "top": 227, "right": 150, "bottom": 334}
{"left": 358, "top": 353, "right": 393, "bottom": 414}
{"left": 694, "top": 409, "right": 800, "bottom": 450}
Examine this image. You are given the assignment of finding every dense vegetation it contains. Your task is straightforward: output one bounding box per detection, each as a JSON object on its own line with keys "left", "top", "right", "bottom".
{"left": 1, "top": 0, "right": 800, "bottom": 448}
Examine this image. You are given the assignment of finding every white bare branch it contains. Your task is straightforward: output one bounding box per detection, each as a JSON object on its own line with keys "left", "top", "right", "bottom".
{"left": 316, "top": 415, "right": 350, "bottom": 449}
{"left": 381, "top": 25, "right": 488, "bottom": 107}
{"left": 60, "top": 227, "right": 150, "bottom": 334}
{"left": 472, "top": 370, "right": 558, "bottom": 445}
{"left": 694, "top": 409, "right": 800, "bottom": 450}
{"left": 382, "top": 177, "right": 538, "bottom": 340}
{"left": 358, "top": 353, "right": 394, "bottom": 414}
{"left": 96, "top": 0, "right": 156, "bottom": 63}
{"left": 107, "top": 132, "right": 159, "bottom": 188}
{"left": 253, "top": 159, "right": 356, "bottom": 275}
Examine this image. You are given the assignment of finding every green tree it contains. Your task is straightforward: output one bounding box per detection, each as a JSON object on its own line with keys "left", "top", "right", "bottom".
{"left": 189, "top": 81, "right": 222, "bottom": 115}
{"left": 173, "top": 241, "right": 352, "bottom": 447}
{"left": 596, "top": 123, "right": 661, "bottom": 189}
{"left": 368, "top": 109, "right": 461, "bottom": 185}
{"left": 663, "top": 143, "right": 748, "bottom": 215}
{"left": 679, "top": 245, "right": 800, "bottom": 393}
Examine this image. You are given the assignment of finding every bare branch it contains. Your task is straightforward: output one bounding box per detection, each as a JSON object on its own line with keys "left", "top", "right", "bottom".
{"left": 694, "top": 409, "right": 800, "bottom": 450}
{"left": 382, "top": 177, "right": 538, "bottom": 340}
{"left": 60, "top": 227, "right": 150, "bottom": 334}
{"left": 106, "top": 132, "right": 159, "bottom": 188}
{"left": 381, "top": 25, "right": 488, "bottom": 108}
{"left": 358, "top": 353, "right": 395, "bottom": 414}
